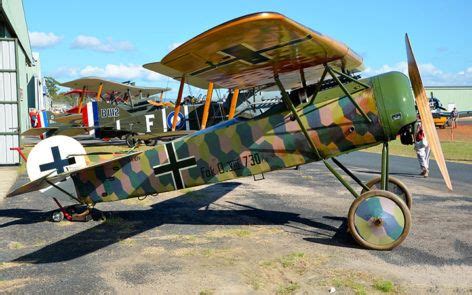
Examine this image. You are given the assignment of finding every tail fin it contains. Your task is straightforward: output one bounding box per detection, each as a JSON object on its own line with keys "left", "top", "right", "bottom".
{"left": 29, "top": 110, "right": 53, "bottom": 139}
{"left": 83, "top": 101, "right": 131, "bottom": 137}
{"left": 29, "top": 110, "right": 41, "bottom": 128}
{"left": 29, "top": 110, "right": 51, "bottom": 128}
{"left": 26, "top": 135, "right": 87, "bottom": 182}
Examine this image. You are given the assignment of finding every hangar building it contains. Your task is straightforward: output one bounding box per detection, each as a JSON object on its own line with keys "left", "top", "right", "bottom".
{"left": 0, "top": 0, "right": 43, "bottom": 165}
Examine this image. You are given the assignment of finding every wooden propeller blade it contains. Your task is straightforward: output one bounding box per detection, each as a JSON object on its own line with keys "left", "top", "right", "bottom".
{"left": 405, "top": 34, "right": 453, "bottom": 191}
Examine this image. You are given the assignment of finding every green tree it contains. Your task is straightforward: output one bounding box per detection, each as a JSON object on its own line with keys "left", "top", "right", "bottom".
{"left": 44, "top": 76, "right": 75, "bottom": 107}
{"left": 44, "top": 76, "right": 61, "bottom": 97}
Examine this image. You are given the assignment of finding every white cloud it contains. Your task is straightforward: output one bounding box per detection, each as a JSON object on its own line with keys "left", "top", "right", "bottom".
{"left": 71, "top": 35, "right": 134, "bottom": 53}
{"left": 51, "top": 66, "right": 79, "bottom": 77}
{"left": 52, "top": 64, "right": 166, "bottom": 83}
{"left": 168, "top": 42, "right": 182, "bottom": 51}
{"left": 29, "top": 32, "right": 62, "bottom": 48}
{"left": 362, "top": 62, "right": 472, "bottom": 86}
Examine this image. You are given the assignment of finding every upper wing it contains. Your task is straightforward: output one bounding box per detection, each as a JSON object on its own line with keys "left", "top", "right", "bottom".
{"left": 61, "top": 77, "right": 171, "bottom": 97}
{"left": 7, "top": 151, "right": 142, "bottom": 198}
{"left": 144, "top": 12, "right": 363, "bottom": 90}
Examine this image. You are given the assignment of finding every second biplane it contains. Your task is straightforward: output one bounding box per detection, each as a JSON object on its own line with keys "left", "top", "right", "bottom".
{"left": 8, "top": 12, "right": 452, "bottom": 250}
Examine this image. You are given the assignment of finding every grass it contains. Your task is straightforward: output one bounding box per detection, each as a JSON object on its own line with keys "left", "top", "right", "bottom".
{"left": 332, "top": 277, "right": 367, "bottom": 295}
{"left": 280, "top": 252, "right": 305, "bottom": 268}
{"left": 266, "top": 252, "right": 311, "bottom": 275}
{"left": 323, "top": 269, "right": 400, "bottom": 295}
{"left": 276, "top": 282, "right": 300, "bottom": 295}
{"left": 374, "top": 280, "right": 395, "bottom": 293}
{"left": 8, "top": 242, "right": 25, "bottom": 250}
{"left": 205, "top": 228, "right": 252, "bottom": 239}
{"left": 365, "top": 140, "right": 472, "bottom": 163}
{"left": 247, "top": 276, "right": 263, "bottom": 290}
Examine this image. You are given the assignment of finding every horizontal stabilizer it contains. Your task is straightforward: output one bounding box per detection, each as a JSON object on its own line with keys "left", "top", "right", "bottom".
{"left": 6, "top": 171, "right": 55, "bottom": 198}
{"left": 7, "top": 151, "right": 142, "bottom": 198}
{"left": 56, "top": 127, "right": 93, "bottom": 137}
{"left": 21, "top": 127, "right": 58, "bottom": 136}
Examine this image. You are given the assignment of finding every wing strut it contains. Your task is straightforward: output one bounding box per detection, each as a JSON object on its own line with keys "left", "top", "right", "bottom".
{"left": 45, "top": 180, "right": 82, "bottom": 203}
{"left": 309, "top": 66, "right": 329, "bottom": 104}
{"left": 274, "top": 74, "right": 361, "bottom": 198}
{"left": 228, "top": 88, "right": 239, "bottom": 120}
{"left": 201, "top": 82, "right": 214, "bottom": 129}
{"left": 172, "top": 76, "right": 186, "bottom": 131}
{"left": 96, "top": 82, "right": 103, "bottom": 102}
{"left": 77, "top": 86, "right": 86, "bottom": 114}
{"left": 325, "top": 64, "right": 372, "bottom": 123}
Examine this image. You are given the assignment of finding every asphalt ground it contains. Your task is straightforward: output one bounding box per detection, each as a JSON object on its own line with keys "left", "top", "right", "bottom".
{"left": 0, "top": 152, "right": 471, "bottom": 294}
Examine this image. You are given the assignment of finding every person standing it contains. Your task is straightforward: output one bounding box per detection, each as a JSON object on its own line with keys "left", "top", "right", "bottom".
{"left": 414, "top": 121, "right": 431, "bottom": 177}
{"left": 450, "top": 107, "right": 459, "bottom": 128}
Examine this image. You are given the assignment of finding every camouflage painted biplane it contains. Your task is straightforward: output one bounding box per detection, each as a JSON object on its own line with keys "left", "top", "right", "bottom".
{"left": 8, "top": 12, "right": 452, "bottom": 250}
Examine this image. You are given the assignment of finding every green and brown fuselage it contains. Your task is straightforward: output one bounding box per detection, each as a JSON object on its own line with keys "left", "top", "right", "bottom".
{"left": 74, "top": 72, "right": 417, "bottom": 205}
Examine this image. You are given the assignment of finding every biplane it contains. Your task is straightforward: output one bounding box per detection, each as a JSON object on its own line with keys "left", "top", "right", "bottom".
{"left": 8, "top": 12, "right": 452, "bottom": 250}
{"left": 60, "top": 77, "right": 275, "bottom": 146}
{"left": 22, "top": 78, "right": 174, "bottom": 143}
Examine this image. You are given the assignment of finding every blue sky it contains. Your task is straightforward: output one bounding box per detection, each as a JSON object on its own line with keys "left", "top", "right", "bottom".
{"left": 24, "top": 0, "right": 472, "bottom": 98}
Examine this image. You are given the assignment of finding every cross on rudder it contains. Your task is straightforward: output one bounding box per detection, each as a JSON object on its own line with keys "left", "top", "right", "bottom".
{"left": 39, "top": 146, "right": 76, "bottom": 174}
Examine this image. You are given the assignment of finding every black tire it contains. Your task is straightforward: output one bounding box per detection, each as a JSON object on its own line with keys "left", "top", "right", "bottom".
{"left": 348, "top": 190, "right": 411, "bottom": 250}
{"left": 52, "top": 210, "right": 64, "bottom": 222}
{"left": 125, "top": 134, "right": 137, "bottom": 148}
{"left": 361, "top": 176, "right": 412, "bottom": 209}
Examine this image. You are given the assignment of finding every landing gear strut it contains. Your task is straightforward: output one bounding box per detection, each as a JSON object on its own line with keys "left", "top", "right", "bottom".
{"left": 275, "top": 74, "right": 413, "bottom": 250}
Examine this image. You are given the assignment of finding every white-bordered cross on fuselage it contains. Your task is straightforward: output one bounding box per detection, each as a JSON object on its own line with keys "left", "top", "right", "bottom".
{"left": 39, "top": 146, "right": 76, "bottom": 174}
{"left": 153, "top": 142, "right": 196, "bottom": 190}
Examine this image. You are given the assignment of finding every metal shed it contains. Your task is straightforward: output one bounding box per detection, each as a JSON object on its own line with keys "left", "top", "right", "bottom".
{"left": 1, "top": 0, "right": 42, "bottom": 165}
{"left": 0, "top": 39, "right": 19, "bottom": 164}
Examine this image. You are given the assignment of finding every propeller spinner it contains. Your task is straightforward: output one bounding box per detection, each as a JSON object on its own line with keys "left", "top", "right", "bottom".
{"left": 405, "top": 34, "right": 453, "bottom": 191}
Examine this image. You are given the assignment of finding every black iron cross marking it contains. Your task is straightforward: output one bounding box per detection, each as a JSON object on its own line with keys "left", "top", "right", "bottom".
{"left": 153, "top": 143, "right": 196, "bottom": 190}
{"left": 221, "top": 44, "right": 270, "bottom": 65}
{"left": 39, "top": 146, "right": 76, "bottom": 174}
{"left": 191, "top": 35, "right": 312, "bottom": 77}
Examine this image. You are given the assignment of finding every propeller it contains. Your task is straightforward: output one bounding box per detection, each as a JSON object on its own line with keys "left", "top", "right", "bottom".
{"left": 405, "top": 34, "right": 453, "bottom": 191}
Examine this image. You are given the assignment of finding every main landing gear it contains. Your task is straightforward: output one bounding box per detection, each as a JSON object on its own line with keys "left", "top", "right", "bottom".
{"left": 275, "top": 72, "right": 413, "bottom": 250}
{"left": 330, "top": 143, "right": 413, "bottom": 250}
{"left": 51, "top": 198, "right": 106, "bottom": 222}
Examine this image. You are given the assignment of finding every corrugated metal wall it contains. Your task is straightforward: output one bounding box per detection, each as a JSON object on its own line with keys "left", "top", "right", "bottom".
{"left": 425, "top": 86, "right": 472, "bottom": 111}
{"left": 0, "top": 39, "right": 20, "bottom": 165}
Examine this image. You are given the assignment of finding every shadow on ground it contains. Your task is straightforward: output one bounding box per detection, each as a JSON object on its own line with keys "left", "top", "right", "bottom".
{"left": 0, "top": 182, "right": 355, "bottom": 264}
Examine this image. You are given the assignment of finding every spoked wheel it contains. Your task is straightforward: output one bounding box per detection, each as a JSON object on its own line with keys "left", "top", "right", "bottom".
{"left": 52, "top": 210, "right": 64, "bottom": 222}
{"left": 125, "top": 134, "right": 137, "bottom": 148}
{"left": 361, "top": 176, "right": 412, "bottom": 209}
{"left": 348, "top": 190, "right": 411, "bottom": 250}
